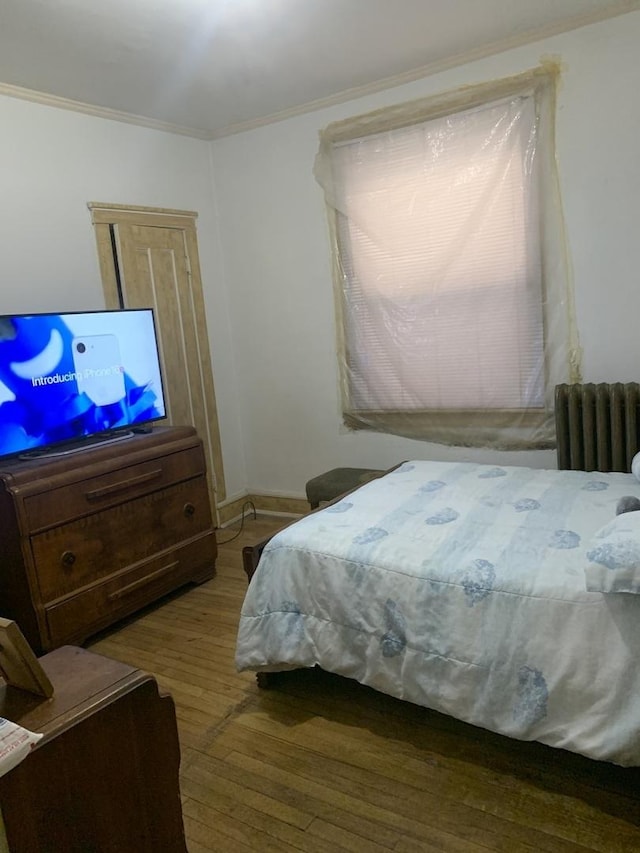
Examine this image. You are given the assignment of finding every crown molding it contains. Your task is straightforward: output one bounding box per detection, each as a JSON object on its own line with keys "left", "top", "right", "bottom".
{"left": 0, "top": 81, "right": 212, "bottom": 140}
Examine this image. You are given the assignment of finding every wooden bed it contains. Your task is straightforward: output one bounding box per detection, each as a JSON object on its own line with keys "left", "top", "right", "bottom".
{"left": 236, "top": 383, "right": 640, "bottom": 766}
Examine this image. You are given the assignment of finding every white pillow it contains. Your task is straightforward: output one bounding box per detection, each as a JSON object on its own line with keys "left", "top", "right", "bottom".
{"left": 632, "top": 451, "right": 640, "bottom": 483}
{"left": 585, "top": 511, "right": 640, "bottom": 593}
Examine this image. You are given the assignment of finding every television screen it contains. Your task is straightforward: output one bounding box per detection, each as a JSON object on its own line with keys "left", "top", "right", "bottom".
{"left": 0, "top": 309, "right": 167, "bottom": 460}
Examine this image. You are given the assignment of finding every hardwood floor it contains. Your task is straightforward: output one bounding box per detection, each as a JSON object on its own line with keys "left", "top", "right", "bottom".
{"left": 89, "top": 516, "right": 640, "bottom": 852}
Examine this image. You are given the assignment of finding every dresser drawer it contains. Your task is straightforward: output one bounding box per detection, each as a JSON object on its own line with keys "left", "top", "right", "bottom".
{"left": 32, "top": 477, "right": 212, "bottom": 603}
{"left": 0, "top": 426, "right": 217, "bottom": 655}
{"left": 45, "top": 534, "right": 216, "bottom": 648}
{"left": 23, "top": 445, "right": 205, "bottom": 532}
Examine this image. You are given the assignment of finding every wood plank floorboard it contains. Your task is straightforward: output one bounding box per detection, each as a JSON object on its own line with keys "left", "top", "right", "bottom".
{"left": 88, "top": 516, "right": 640, "bottom": 852}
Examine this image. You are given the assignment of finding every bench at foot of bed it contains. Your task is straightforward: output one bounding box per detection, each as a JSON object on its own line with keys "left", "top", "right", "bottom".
{"left": 305, "top": 467, "right": 384, "bottom": 509}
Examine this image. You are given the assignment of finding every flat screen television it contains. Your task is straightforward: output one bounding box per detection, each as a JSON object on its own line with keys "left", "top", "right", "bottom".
{"left": 0, "top": 308, "right": 167, "bottom": 460}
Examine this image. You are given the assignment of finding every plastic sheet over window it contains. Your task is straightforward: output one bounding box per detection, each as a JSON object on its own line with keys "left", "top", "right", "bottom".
{"left": 314, "top": 63, "right": 581, "bottom": 450}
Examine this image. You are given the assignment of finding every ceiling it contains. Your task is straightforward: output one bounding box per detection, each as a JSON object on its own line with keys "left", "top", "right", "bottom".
{"left": 0, "top": 0, "right": 637, "bottom": 139}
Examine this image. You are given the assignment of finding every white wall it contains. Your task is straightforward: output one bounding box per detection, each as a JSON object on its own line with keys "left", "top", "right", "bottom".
{"left": 0, "top": 96, "right": 247, "bottom": 497}
{"left": 211, "top": 11, "right": 640, "bottom": 498}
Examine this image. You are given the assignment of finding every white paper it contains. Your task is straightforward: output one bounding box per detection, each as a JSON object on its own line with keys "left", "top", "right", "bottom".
{"left": 0, "top": 717, "right": 42, "bottom": 779}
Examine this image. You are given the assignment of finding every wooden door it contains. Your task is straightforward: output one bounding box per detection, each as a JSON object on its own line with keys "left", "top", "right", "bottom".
{"left": 88, "top": 204, "right": 225, "bottom": 511}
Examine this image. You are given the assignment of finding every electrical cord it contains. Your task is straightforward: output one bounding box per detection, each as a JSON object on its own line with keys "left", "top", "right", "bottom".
{"left": 216, "top": 500, "right": 257, "bottom": 544}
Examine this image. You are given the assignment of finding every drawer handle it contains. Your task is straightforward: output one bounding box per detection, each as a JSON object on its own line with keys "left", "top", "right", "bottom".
{"left": 61, "top": 550, "right": 76, "bottom": 568}
{"left": 107, "top": 561, "right": 179, "bottom": 602}
{"left": 183, "top": 502, "right": 196, "bottom": 518}
{"left": 85, "top": 468, "right": 163, "bottom": 501}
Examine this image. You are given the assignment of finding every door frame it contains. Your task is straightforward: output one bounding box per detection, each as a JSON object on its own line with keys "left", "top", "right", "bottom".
{"left": 88, "top": 202, "right": 226, "bottom": 509}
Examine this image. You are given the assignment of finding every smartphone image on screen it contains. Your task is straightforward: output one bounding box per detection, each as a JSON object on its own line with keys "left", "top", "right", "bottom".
{"left": 72, "top": 334, "right": 126, "bottom": 406}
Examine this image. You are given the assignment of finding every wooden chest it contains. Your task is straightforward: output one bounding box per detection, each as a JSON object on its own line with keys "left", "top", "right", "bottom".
{"left": 0, "top": 645, "right": 188, "bottom": 852}
{"left": 0, "top": 426, "right": 216, "bottom": 653}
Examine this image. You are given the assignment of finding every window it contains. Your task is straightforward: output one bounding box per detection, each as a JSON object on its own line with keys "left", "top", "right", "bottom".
{"left": 315, "top": 66, "right": 580, "bottom": 449}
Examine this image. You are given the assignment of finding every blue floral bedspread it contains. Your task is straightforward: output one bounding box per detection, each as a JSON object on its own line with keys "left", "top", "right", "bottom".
{"left": 235, "top": 461, "right": 640, "bottom": 766}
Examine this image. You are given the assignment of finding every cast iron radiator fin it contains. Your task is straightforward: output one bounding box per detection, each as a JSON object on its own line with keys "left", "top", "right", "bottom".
{"left": 555, "top": 382, "right": 640, "bottom": 472}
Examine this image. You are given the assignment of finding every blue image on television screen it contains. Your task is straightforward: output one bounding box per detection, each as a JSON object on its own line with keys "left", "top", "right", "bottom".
{"left": 0, "top": 309, "right": 166, "bottom": 458}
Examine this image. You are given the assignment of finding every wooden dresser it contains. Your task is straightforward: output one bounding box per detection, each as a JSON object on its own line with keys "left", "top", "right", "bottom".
{"left": 0, "top": 426, "right": 216, "bottom": 654}
{"left": 0, "top": 645, "right": 187, "bottom": 852}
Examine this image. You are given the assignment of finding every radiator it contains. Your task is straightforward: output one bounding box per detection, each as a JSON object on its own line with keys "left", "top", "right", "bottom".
{"left": 555, "top": 382, "right": 640, "bottom": 472}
